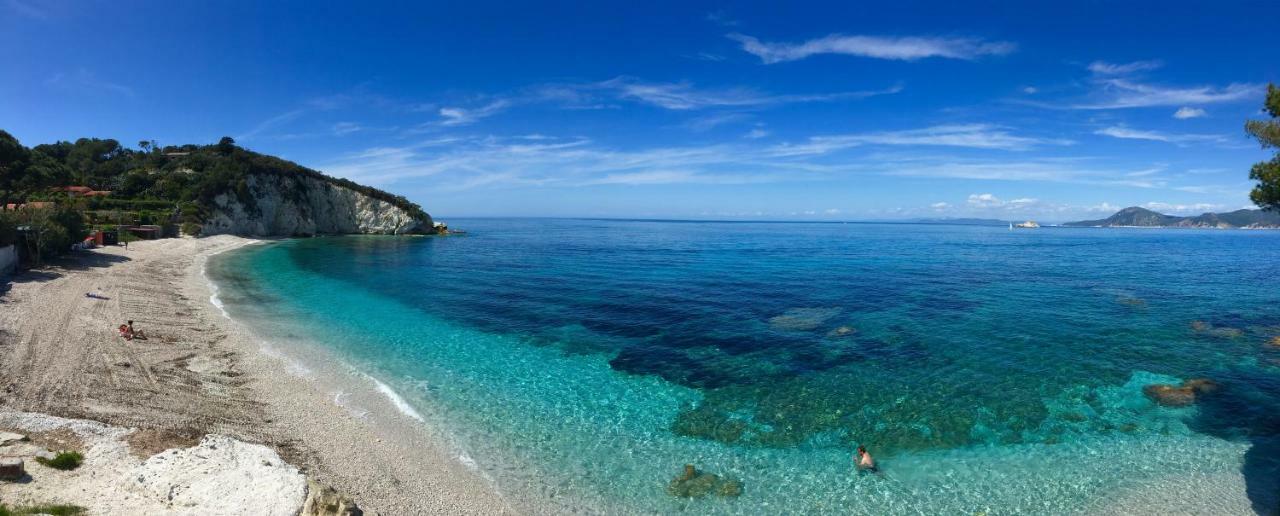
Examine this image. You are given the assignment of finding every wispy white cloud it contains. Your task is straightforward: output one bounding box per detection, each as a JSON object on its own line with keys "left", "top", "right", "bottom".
{"left": 744, "top": 128, "right": 770, "bottom": 139}
{"left": 967, "top": 193, "right": 1005, "bottom": 208}
{"left": 438, "top": 99, "right": 512, "bottom": 126}
{"left": 923, "top": 196, "right": 1188, "bottom": 221}
{"left": 319, "top": 128, "right": 1193, "bottom": 198}
{"left": 5, "top": 0, "right": 46, "bottom": 19}
{"left": 331, "top": 122, "right": 363, "bottom": 136}
{"left": 1094, "top": 125, "right": 1227, "bottom": 145}
{"left": 728, "top": 33, "right": 1015, "bottom": 64}
{"left": 45, "top": 68, "right": 134, "bottom": 97}
{"left": 598, "top": 77, "right": 901, "bottom": 110}
{"left": 1172, "top": 107, "right": 1207, "bottom": 119}
{"left": 1073, "top": 79, "right": 1257, "bottom": 109}
{"left": 769, "top": 124, "right": 1072, "bottom": 155}
{"left": 1087, "top": 60, "right": 1163, "bottom": 75}
{"left": 236, "top": 109, "right": 308, "bottom": 140}
{"left": 582, "top": 170, "right": 770, "bottom": 186}
{"left": 683, "top": 112, "right": 751, "bottom": 132}
{"left": 705, "top": 10, "right": 739, "bottom": 27}
{"left": 881, "top": 158, "right": 1171, "bottom": 188}
{"left": 1142, "top": 201, "right": 1225, "bottom": 214}
{"left": 688, "top": 52, "right": 726, "bottom": 62}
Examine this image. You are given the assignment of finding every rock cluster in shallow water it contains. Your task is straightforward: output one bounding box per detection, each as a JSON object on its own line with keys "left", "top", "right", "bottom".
{"left": 1190, "top": 320, "right": 1244, "bottom": 339}
{"left": 1142, "top": 378, "right": 1219, "bottom": 407}
{"left": 667, "top": 464, "right": 743, "bottom": 498}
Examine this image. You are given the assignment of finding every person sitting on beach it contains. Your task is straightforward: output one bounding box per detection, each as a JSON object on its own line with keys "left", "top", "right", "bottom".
{"left": 855, "top": 446, "right": 878, "bottom": 473}
{"left": 126, "top": 320, "right": 147, "bottom": 340}
{"left": 118, "top": 324, "right": 133, "bottom": 341}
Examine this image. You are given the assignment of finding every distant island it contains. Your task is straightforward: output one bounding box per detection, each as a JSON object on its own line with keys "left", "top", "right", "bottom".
{"left": 1064, "top": 206, "right": 1280, "bottom": 229}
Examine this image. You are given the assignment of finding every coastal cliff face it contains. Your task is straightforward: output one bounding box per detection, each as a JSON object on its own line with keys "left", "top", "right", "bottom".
{"left": 202, "top": 174, "right": 432, "bottom": 237}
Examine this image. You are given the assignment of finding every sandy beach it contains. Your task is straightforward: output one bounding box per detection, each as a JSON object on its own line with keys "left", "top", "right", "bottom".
{"left": 0, "top": 236, "right": 514, "bottom": 515}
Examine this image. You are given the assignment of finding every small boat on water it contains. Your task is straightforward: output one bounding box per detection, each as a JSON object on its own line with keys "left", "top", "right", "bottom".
{"left": 1011, "top": 220, "right": 1041, "bottom": 229}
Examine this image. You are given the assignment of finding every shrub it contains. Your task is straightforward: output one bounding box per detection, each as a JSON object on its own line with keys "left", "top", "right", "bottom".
{"left": 15, "top": 206, "right": 87, "bottom": 263}
{"left": 181, "top": 222, "right": 202, "bottom": 236}
{"left": 35, "top": 450, "right": 83, "bottom": 470}
{"left": 0, "top": 212, "right": 15, "bottom": 247}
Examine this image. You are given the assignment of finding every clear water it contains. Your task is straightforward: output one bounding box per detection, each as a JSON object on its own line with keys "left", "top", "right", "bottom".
{"left": 207, "top": 219, "right": 1280, "bottom": 514}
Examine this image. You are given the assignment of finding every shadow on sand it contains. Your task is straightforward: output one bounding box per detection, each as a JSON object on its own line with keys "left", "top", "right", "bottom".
{"left": 0, "top": 250, "right": 131, "bottom": 301}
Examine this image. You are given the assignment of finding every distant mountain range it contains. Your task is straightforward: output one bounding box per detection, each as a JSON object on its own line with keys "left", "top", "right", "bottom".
{"left": 1063, "top": 206, "right": 1280, "bottom": 229}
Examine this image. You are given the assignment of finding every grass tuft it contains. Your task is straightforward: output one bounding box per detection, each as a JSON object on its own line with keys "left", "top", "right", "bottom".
{"left": 34, "top": 451, "right": 83, "bottom": 471}
{"left": 0, "top": 504, "right": 87, "bottom": 516}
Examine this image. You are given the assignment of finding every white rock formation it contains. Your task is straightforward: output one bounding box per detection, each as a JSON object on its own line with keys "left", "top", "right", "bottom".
{"left": 202, "top": 174, "right": 432, "bottom": 236}
{"left": 125, "top": 434, "right": 307, "bottom": 515}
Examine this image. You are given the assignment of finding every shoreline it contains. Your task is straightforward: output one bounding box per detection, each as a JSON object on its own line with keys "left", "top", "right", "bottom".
{"left": 0, "top": 235, "right": 515, "bottom": 514}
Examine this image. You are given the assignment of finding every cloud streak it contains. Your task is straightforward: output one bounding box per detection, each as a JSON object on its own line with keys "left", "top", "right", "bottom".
{"left": 1087, "top": 60, "right": 1163, "bottom": 75}
{"left": 316, "top": 127, "right": 1191, "bottom": 198}
{"left": 1073, "top": 79, "right": 1257, "bottom": 109}
{"left": 5, "top": 0, "right": 46, "bottom": 19}
{"left": 596, "top": 77, "right": 901, "bottom": 110}
{"left": 1094, "top": 125, "right": 1227, "bottom": 145}
{"left": 437, "top": 99, "right": 512, "bottom": 126}
{"left": 1172, "top": 107, "right": 1207, "bottom": 119}
{"left": 769, "top": 124, "right": 1072, "bottom": 156}
{"left": 728, "top": 33, "right": 1015, "bottom": 63}
{"left": 46, "top": 68, "right": 134, "bottom": 97}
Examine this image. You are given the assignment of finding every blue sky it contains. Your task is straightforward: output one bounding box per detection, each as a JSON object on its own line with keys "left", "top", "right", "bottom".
{"left": 3, "top": 1, "right": 1276, "bottom": 221}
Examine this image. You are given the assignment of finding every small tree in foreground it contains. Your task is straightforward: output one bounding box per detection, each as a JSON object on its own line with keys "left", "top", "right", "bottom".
{"left": 1247, "top": 84, "right": 1280, "bottom": 210}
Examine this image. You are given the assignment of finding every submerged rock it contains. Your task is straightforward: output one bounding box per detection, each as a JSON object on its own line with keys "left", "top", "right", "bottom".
{"left": 667, "top": 464, "right": 743, "bottom": 499}
{"left": 716, "top": 479, "right": 744, "bottom": 497}
{"left": 768, "top": 307, "right": 841, "bottom": 332}
{"left": 1190, "top": 320, "right": 1244, "bottom": 339}
{"left": 1143, "top": 378, "right": 1219, "bottom": 407}
{"left": 672, "top": 404, "right": 748, "bottom": 444}
{"left": 826, "top": 326, "right": 857, "bottom": 338}
{"left": 1115, "top": 295, "right": 1147, "bottom": 309}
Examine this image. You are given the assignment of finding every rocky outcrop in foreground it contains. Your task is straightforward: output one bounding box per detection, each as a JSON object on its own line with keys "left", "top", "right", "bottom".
{"left": 203, "top": 174, "right": 432, "bottom": 237}
{"left": 0, "top": 411, "right": 362, "bottom": 515}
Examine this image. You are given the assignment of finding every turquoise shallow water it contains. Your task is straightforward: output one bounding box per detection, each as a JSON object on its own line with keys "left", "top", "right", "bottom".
{"left": 207, "top": 219, "right": 1280, "bottom": 514}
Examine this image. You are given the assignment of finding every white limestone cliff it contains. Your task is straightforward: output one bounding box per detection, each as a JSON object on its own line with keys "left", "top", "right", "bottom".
{"left": 202, "top": 174, "right": 431, "bottom": 237}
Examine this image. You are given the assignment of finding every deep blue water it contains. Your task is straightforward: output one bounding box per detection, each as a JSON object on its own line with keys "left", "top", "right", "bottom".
{"left": 209, "top": 219, "right": 1280, "bottom": 514}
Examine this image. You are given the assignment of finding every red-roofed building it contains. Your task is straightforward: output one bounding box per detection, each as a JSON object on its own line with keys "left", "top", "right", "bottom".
{"left": 5, "top": 201, "right": 57, "bottom": 210}
{"left": 54, "top": 186, "right": 93, "bottom": 195}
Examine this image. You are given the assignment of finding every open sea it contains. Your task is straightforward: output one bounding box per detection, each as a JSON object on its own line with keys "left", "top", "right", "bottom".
{"left": 206, "top": 218, "right": 1280, "bottom": 515}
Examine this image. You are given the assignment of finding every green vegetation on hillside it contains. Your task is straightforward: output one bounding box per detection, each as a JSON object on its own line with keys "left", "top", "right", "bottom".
{"left": 0, "top": 131, "right": 426, "bottom": 220}
{"left": 1248, "top": 83, "right": 1280, "bottom": 210}
{"left": 0, "top": 130, "right": 428, "bottom": 258}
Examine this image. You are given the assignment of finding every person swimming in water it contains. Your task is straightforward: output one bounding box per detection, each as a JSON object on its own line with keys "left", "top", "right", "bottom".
{"left": 855, "top": 446, "right": 877, "bottom": 473}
